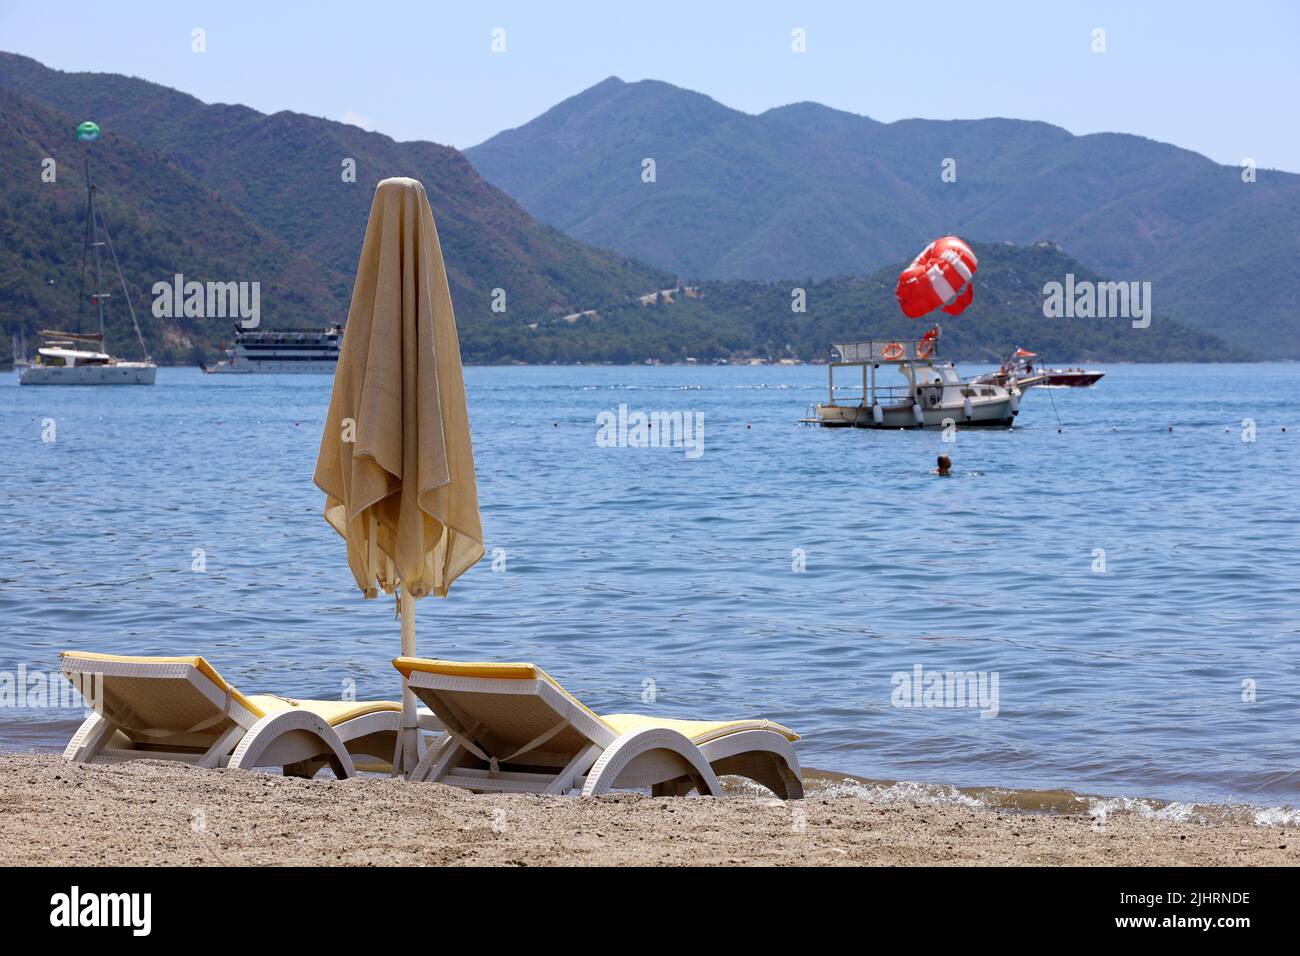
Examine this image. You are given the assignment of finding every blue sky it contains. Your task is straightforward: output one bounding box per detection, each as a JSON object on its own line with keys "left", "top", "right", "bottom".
{"left": 2, "top": 1, "right": 1297, "bottom": 172}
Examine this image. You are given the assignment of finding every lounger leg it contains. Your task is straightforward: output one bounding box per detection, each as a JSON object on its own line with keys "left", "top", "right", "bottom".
{"left": 197, "top": 724, "right": 249, "bottom": 770}
{"left": 545, "top": 744, "right": 601, "bottom": 795}
{"left": 405, "top": 733, "right": 457, "bottom": 785}
{"left": 228, "top": 711, "right": 356, "bottom": 778}
{"left": 63, "top": 712, "right": 117, "bottom": 764}
{"left": 581, "top": 728, "right": 721, "bottom": 797}
{"left": 408, "top": 735, "right": 460, "bottom": 784}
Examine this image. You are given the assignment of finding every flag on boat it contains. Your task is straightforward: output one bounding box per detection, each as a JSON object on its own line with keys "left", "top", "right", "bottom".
{"left": 895, "top": 236, "right": 978, "bottom": 319}
{"left": 1014, "top": 348, "right": 1037, "bottom": 358}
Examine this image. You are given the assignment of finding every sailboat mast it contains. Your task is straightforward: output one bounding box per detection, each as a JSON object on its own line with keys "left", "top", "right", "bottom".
{"left": 85, "top": 156, "right": 108, "bottom": 340}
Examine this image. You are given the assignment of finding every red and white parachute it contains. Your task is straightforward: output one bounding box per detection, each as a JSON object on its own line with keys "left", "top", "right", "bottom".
{"left": 895, "top": 236, "right": 978, "bottom": 319}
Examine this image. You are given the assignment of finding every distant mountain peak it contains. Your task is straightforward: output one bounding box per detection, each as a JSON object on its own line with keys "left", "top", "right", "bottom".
{"left": 466, "top": 75, "right": 1300, "bottom": 357}
{"left": 761, "top": 100, "right": 880, "bottom": 126}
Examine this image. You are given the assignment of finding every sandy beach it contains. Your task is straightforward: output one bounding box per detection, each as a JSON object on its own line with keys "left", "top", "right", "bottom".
{"left": 0, "top": 755, "right": 1292, "bottom": 867}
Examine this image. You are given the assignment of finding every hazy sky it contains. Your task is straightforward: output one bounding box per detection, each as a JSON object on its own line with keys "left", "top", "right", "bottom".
{"left": 2, "top": 1, "right": 1296, "bottom": 172}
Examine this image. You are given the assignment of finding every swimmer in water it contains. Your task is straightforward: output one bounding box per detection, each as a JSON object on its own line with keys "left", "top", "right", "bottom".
{"left": 935, "top": 454, "right": 952, "bottom": 476}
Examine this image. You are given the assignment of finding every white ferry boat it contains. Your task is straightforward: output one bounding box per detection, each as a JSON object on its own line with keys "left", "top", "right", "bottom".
{"left": 203, "top": 324, "right": 342, "bottom": 374}
{"left": 805, "top": 326, "right": 1024, "bottom": 429}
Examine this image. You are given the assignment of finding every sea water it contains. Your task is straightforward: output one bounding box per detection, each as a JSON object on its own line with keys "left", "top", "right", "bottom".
{"left": 1, "top": 363, "right": 1296, "bottom": 814}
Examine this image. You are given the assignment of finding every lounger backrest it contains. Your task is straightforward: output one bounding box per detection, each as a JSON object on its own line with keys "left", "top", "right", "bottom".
{"left": 394, "top": 658, "right": 617, "bottom": 759}
{"left": 60, "top": 652, "right": 262, "bottom": 738}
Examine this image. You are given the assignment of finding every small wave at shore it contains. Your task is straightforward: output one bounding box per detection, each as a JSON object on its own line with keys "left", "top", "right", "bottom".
{"left": 787, "top": 768, "right": 1300, "bottom": 828}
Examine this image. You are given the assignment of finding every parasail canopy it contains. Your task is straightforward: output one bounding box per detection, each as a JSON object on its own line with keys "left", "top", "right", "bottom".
{"left": 76, "top": 121, "right": 101, "bottom": 142}
{"left": 895, "top": 236, "right": 978, "bottom": 319}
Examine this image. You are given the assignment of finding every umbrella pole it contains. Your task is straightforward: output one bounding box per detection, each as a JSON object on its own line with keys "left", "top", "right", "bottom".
{"left": 397, "top": 586, "right": 424, "bottom": 775}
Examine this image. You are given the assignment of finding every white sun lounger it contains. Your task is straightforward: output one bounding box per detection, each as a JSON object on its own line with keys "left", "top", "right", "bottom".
{"left": 394, "top": 657, "right": 803, "bottom": 798}
{"left": 60, "top": 651, "right": 427, "bottom": 778}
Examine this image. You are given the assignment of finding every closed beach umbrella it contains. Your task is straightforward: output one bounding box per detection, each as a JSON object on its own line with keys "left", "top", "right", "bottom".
{"left": 314, "top": 176, "right": 484, "bottom": 774}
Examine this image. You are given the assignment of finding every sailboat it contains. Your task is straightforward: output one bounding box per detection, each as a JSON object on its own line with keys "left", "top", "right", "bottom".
{"left": 11, "top": 331, "right": 28, "bottom": 372}
{"left": 20, "top": 121, "right": 156, "bottom": 386}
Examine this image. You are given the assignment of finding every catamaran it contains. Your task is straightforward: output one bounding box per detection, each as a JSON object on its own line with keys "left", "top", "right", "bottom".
{"left": 20, "top": 121, "right": 155, "bottom": 386}
{"left": 807, "top": 326, "right": 1023, "bottom": 428}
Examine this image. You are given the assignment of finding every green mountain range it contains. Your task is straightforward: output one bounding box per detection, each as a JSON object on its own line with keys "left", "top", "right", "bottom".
{"left": 0, "top": 53, "right": 667, "bottom": 363}
{"left": 0, "top": 55, "right": 1250, "bottom": 364}
{"left": 1, "top": 85, "right": 344, "bottom": 362}
{"left": 467, "top": 77, "right": 1300, "bottom": 358}
{"left": 503, "top": 241, "right": 1236, "bottom": 365}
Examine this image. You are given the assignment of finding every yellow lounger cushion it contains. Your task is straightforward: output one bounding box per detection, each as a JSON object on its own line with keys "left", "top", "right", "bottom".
{"left": 600, "top": 713, "right": 799, "bottom": 744}
{"left": 394, "top": 658, "right": 551, "bottom": 682}
{"left": 393, "top": 656, "right": 798, "bottom": 742}
{"left": 245, "top": 695, "right": 400, "bottom": 726}
{"left": 62, "top": 651, "right": 399, "bottom": 725}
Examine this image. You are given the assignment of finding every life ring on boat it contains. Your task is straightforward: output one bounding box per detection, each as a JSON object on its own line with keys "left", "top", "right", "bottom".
{"left": 882, "top": 342, "right": 905, "bottom": 361}
{"left": 916, "top": 339, "right": 936, "bottom": 359}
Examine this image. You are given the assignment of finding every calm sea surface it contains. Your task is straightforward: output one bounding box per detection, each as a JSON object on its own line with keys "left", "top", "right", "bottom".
{"left": 1, "top": 363, "right": 1297, "bottom": 812}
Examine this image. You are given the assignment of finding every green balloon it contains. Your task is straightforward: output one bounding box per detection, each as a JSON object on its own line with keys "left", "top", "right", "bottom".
{"left": 76, "top": 121, "right": 101, "bottom": 142}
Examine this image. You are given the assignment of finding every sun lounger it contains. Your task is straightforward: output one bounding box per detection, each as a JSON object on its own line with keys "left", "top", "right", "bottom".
{"left": 394, "top": 657, "right": 803, "bottom": 798}
{"left": 60, "top": 651, "right": 430, "bottom": 778}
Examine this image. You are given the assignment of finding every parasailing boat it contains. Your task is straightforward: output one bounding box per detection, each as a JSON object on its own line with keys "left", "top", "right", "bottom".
{"left": 20, "top": 121, "right": 155, "bottom": 386}
{"left": 806, "top": 326, "right": 1023, "bottom": 428}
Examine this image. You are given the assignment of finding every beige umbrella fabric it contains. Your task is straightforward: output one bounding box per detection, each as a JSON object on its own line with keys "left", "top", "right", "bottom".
{"left": 314, "top": 176, "right": 484, "bottom": 772}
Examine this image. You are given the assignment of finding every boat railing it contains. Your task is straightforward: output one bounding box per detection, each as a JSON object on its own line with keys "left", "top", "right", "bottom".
{"left": 825, "top": 383, "right": 918, "bottom": 406}
{"left": 830, "top": 337, "right": 939, "bottom": 364}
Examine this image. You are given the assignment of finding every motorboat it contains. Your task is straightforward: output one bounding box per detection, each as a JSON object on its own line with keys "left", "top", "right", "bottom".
{"left": 974, "top": 348, "right": 1103, "bottom": 389}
